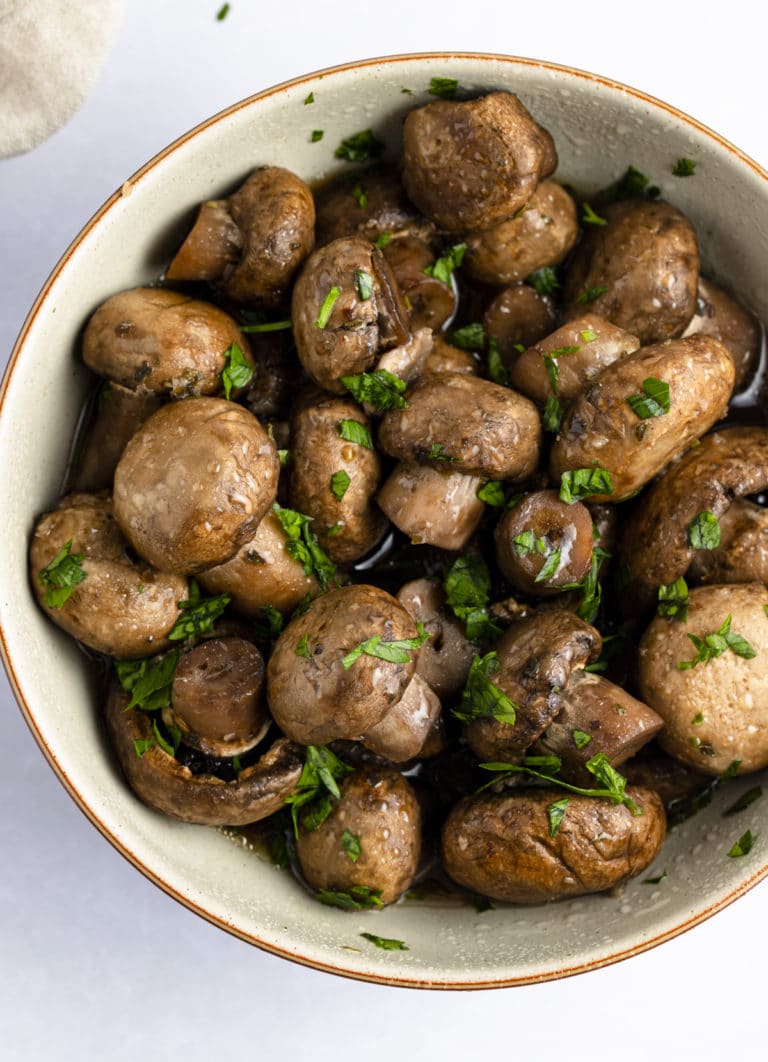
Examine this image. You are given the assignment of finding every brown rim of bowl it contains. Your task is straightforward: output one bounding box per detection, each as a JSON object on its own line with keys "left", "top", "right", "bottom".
{"left": 2, "top": 51, "right": 767, "bottom": 990}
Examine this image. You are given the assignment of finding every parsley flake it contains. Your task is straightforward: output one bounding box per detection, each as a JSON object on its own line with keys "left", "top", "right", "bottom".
{"left": 487, "top": 336, "right": 508, "bottom": 386}
{"left": 728, "top": 830, "right": 753, "bottom": 858}
{"left": 576, "top": 285, "right": 607, "bottom": 305}
{"left": 443, "top": 555, "right": 501, "bottom": 642}
{"left": 360, "top": 932, "right": 408, "bottom": 950}
{"left": 317, "top": 886, "right": 383, "bottom": 910}
{"left": 672, "top": 158, "right": 696, "bottom": 177}
{"left": 284, "top": 745, "right": 353, "bottom": 837}
{"left": 572, "top": 729, "right": 592, "bottom": 749}
{"left": 216, "top": 3, "right": 230, "bottom": 19}
{"left": 453, "top": 652, "right": 517, "bottom": 726}
{"left": 581, "top": 202, "right": 607, "bottom": 226}
{"left": 687, "top": 511, "right": 721, "bottom": 550}
{"left": 450, "top": 322, "right": 486, "bottom": 351}
{"left": 272, "top": 504, "right": 337, "bottom": 590}
{"left": 723, "top": 786, "right": 762, "bottom": 817}
{"left": 334, "top": 129, "right": 385, "bottom": 163}
{"left": 314, "top": 286, "right": 341, "bottom": 328}
{"left": 240, "top": 318, "right": 292, "bottom": 334}
{"left": 342, "top": 622, "right": 429, "bottom": 670}
{"left": 296, "top": 633, "right": 312, "bottom": 659}
{"left": 427, "top": 76, "right": 459, "bottom": 99}
{"left": 476, "top": 481, "right": 506, "bottom": 507}
{"left": 252, "top": 605, "right": 284, "bottom": 640}
{"left": 330, "top": 470, "right": 351, "bottom": 500}
{"left": 527, "top": 266, "right": 560, "bottom": 295}
{"left": 341, "top": 829, "right": 362, "bottom": 862}
{"left": 304, "top": 92, "right": 315, "bottom": 105}
{"left": 351, "top": 183, "right": 368, "bottom": 209}
{"left": 340, "top": 368, "right": 408, "bottom": 411}
{"left": 338, "top": 418, "right": 373, "bottom": 449}
{"left": 168, "top": 581, "right": 230, "bottom": 641}
{"left": 38, "top": 540, "right": 87, "bottom": 608}
{"left": 548, "top": 797, "right": 570, "bottom": 836}
{"left": 220, "top": 341, "right": 253, "bottom": 399}
{"left": 310, "top": 130, "right": 324, "bottom": 143}
{"left": 626, "top": 377, "right": 670, "bottom": 419}
{"left": 374, "top": 232, "right": 392, "bottom": 250}
{"left": 423, "top": 243, "right": 466, "bottom": 286}
{"left": 115, "top": 650, "right": 180, "bottom": 713}
{"left": 677, "top": 614, "right": 756, "bottom": 670}
{"left": 658, "top": 577, "right": 689, "bottom": 621}
{"left": 354, "top": 268, "right": 373, "bottom": 301}
{"left": 479, "top": 753, "right": 640, "bottom": 814}
{"left": 559, "top": 466, "right": 613, "bottom": 503}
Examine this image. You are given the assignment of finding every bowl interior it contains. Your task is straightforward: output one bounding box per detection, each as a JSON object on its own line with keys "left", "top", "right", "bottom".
{"left": 2, "top": 53, "right": 767, "bottom": 988}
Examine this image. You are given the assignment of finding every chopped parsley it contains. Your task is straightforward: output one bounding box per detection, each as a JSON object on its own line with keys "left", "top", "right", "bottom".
{"left": 38, "top": 540, "right": 86, "bottom": 608}
{"left": 580, "top": 328, "right": 598, "bottom": 343}
{"left": 330, "top": 470, "right": 351, "bottom": 500}
{"left": 341, "top": 829, "right": 362, "bottom": 862}
{"left": 374, "top": 232, "right": 392, "bottom": 250}
{"left": 677, "top": 614, "right": 756, "bottom": 670}
{"left": 425, "top": 442, "right": 455, "bottom": 462}
{"left": 115, "top": 650, "right": 180, "bottom": 712}
{"left": 168, "top": 581, "right": 230, "bottom": 641}
{"left": 564, "top": 546, "right": 611, "bottom": 623}
{"left": 687, "top": 511, "right": 721, "bottom": 550}
{"left": 453, "top": 652, "right": 517, "bottom": 726}
{"left": 602, "top": 164, "right": 658, "bottom": 201}
{"left": 314, "top": 286, "right": 341, "bottom": 328}
{"left": 513, "top": 530, "right": 546, "bottom": 557}
{"left": 354, "top": 268, "right": 373, "bottom": 301}
{"left": 443, "top": 554, "right": 501, "bottom": 642}
{"left": 304, "top": 92, "right": 315, "bottom": 105}
{"left": 152, "top": 716, "right": 181, "bottom": 757}
{"left": 132, "top": 738, "right": 155, "bottom": 758}
{"left": 723, "top": 786, "right": 762, "bottom": 817}
{"left": 252, "top": 605, "right": 284, "bottom": 640}
{"left": 423, "top": 243, "right": 466, "bottom": 286}
{"left": 626, "top": 377, "right": 670, "bottom": 419}
{"left": 352, "top": 184, "right": 368, "bottom": 209}
{"left": 272, "top": 504, "right": 337, "bottom": 590}
{"left": 548, "top": 797, "right": 570, "bottom": 837}
{"left": 542, "top": 354, "right": 563, "bottom": 433}
{"left": 360, "top": 932, "right": 408, "bottom": 950}
{"left": 334, "top": 129, "right": 385, "bottom": 163}
{"left": 658, "top": 577, "right": 689, "bottom": 621}
{"left": 576, "top": 285, "right": 607, "bottom": 305}
{"left": 480, "top": 752, "right": 640, "bottom": 814}
{"left": 342, "top": 622, "right": 429, "bottom": 669}
{"left": 340, "top": 368, "right": 408, "bottom": 411}
{"left": 536, "top": 548, "right": 562, "bottom": 584}
{"left": 527, "top": 266, "right": 560, "bottom": 295}
{"left": 317, "top": 886, "right": 383, "bottom": 910}
{"left": 240, "top": 318, "right": 292, "bottom": 334}
{"left": 216, "top": 3, "right": 230, "bottom": 19}
{"left": 572, "top": 729, "right": 592, "bottom": 749}
{"left": 284, "top": 744, "right": 353, "bottom": 836}
{"left": 295, "top": 633, "right": 312, "bottom": 659}
{"left": 310, "top": 130, "right": 324, "bottom": 143}
{"left": 427, "top": 76, "right": 459, "bottom": 99}
{"left": 476, "top": 480, "right": 506, "bottom": 507}
{"left": 487, "top": 336, "right": 508, "bottom": 386}
{"left": 450, "top": 322, "right": 486, "bottom": 351}
{"left": 559, "top": 466, "right": 613, "bottom": 503}
{"left": 581, "top": 202, "right": 607, "bottom": 226}
{"left": 338, "top": 418, "right": 374, "bottom": 449}
{"left": 220, "top": 341, "right": 254, "bottom": 399}
{"left": 672, "top": 158, "right": 696, "bottom": 177}
{"left": 727, "top": 830, "right": 753, "bottom": 858}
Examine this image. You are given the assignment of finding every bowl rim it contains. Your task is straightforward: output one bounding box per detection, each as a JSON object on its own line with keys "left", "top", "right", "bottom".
{"left": 2, "top": 49, "right": 767, "bottom": 990}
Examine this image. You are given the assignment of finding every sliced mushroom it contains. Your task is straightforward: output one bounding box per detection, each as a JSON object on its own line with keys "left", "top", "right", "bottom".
{"left": 296, "top": 766, "right": 421, "bottom": 906}
{"left": 396, "top": 577, "right": 475, "bottom": 698}
{"left": 360, "top": 673, "right": 441, "bottom": 762}
{"left": 483, "top": 284, "right": 558, "bottom": 361}
{"left": 82, "top": 288, "right": 252, "bottom": 397}
{"left": 401, "top": 91, "right": 557, "bottom": 232}
{"left": 550, "top": 334, "right": 735, "bottom": 502}
{"left": 377, "top": 462, "right": 485, "bottom": 551}
{"left": 104, "top": 680, "right": 303, "bottom": 825}
{"left": 113, "top": 397, "right": 279, "bottom": 574}
{"left": 441, "top": 786, "right": 666, "bottom": 903}
{"left": 682, "top": 277, "right": 762, "bottom": 391}
{"left": 30, "top": 493, "right": 186, "bottom": 658}
{"left": 688, "top": 499, "right": 768, "bottom": 585}
{"left": 638, "top": 582, "right": 768, "bottom": 775}
{"left": 69, "top": 382, "right": 162, "bottom": 492}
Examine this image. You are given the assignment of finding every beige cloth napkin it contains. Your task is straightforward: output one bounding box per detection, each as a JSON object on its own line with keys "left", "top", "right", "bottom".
{"left": 0, "top": 0, "right": 123, "bottom": 158}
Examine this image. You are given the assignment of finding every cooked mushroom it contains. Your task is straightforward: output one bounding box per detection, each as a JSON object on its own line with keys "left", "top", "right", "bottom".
{"left": 69, "top": 382, "right": 162, "bottom": 491}
{"left": 377, "top": 462, "right": 486, "bottom": 551}
{"left": 113, "top": 397, "right": 279, "bottom": 574}
{"left": 360, "top": 673, "right": 441, "bottom": 762}
{"left": 494, "top": 490, "right": 594, "bottom": 596}
{"left": 463, "top": 180, "right": 578, "bottom": 286}
{"left": 296, "top": 766, "right": 421, "bottom": 906}
{"left": 162, "top": 636, "right": 271, "bottom": 758}
{"left": 314, "top": 170, "right": 433, "bottom": 247}
{"left": 266, "top": 584, "right": 421, "bottom": 745}
{"left": 483, "top": 284, "right": 558, "bottom": 361}
{"left": 30, "top": 493, "right": 186, "bottom": 658}
{"left": 550, "top": 334, "right": 735, "bottom": 502}
{"left": 422, "top": 335, "right": 478, "bottom": 376}
{"left": 166, "top": 166, "right": 315, "bottom": 307}
{"left": 562, "top": 199, "right": 700, "bottom": 343}
{"left": 291, "top": 236, "right": 409, "bottom": 393}
{"left": 619, "top": 427, "right": 768, "bottom": 604}
{"left": 638, "top": 582, "right": 768, "bottom": 775}
{"left": 241, "top": 329, "right": 299, "bottom": 422}
{"left": 687, "top": 499, "right": 768, "bottom": 585}
{"left": 382, "top": 235, "right": 458, "bottom": 332}
{"left": 682, "top": 277, "right": 762, "bottom": 391}
{"left": 462, "top": 610, "right": 601, "bottom": 762}
{"left": 82, "top": 288, "right": 252, "bottom": 397}
{"left": 396, "top": 577, "right": 475, "bottom": 698}
{"left": 378, "top": 372, "right": 541, "bottom": 481}
{"left": 441, "top": 786, "right": 666, "bottom": 903}
{"left": 401, "top": 91, "right": 557, "bottom": 232}
{"left": 105, "top": 679, "right": 303, "bottom": 825}
{"left": 289, "top": 391, "right": 386, "bottom": 564}
{"left": 198, "top": 509, "right": 319, "bottom": 616}
{"left": 508, "top": 313, "right": 640, "bottom": 405}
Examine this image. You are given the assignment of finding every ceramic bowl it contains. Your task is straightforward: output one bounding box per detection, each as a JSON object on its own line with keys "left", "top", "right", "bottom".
{"left": 1, "top": 53, "right": 767, "bottom": 989}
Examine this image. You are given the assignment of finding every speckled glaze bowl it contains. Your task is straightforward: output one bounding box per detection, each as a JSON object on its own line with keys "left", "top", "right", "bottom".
{"left": 1, "top": 53, "right": 767, "bottom": 989}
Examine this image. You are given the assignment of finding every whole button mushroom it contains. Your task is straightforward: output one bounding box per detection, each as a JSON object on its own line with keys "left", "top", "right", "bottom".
{"left": 82, "top": 288, "right": 252, "bottom": 397}
{"left": 563, "top": 199, "right": 700, "bottom": 344}
{"left": 266, "top": 584, "right": 424, "bottom": 745}
{"left": 441, "top": 786, "right": 666, "bottom": 903}
{"left": 463, "top": 180, "right": 578, "bottom": 286}
{"left": 113, "top": 397, "right": 279, "bottom": 575}
{"left": 296, "top": 767, "right": 422, "bottom": 906}
{"left": 401, "top": 91, "right": 557, "bottom": 232}
{"left": 377, "top": 462, "right": 486, "bottom": 551}
{"left": 638, "top": 582, "right": 768, "bottom": 776}
{"left": 291, "top": 236, "right": 409, "bottom": 393}
{"left": 378, "top": 372, "right": 541, "bottom": 481}
{"left": 682, "top": 277, "right": 762, "bottom": 392}
{"left": 166, "top": 166, "right": 315, "bottom": 307}
{"left": 105, "top": 680, "right": 304, "bottom": 826}
{"left": 619, "top": 427, "right": 768, "bottom": 605}
{"left": 550, "top": 334, "right": 735, "bottom": 502}
{"left": 30, "top": 493, "right": 186, "bottom": 658}
{"left": 484, "top": 284, "right": 557, "bottom": 360}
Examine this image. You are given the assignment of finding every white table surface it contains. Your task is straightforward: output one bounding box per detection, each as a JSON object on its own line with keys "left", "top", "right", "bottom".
{"left": 1, "top": 2, "right": 765, "bottom": 1058}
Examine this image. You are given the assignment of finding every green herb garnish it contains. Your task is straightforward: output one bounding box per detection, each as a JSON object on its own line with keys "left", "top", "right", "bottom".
{"left": 728, "top": 830, "right": 753, "bottom": 857}
{"left": 658, "top": 577, "right": 689, "bottom": 621}
{"left": 548, "top": 797, "right": 570, "bottom": 836}
{"left": 687, "top": 511, "right": 721, "bottom": 550}
{"left": 672, "top": 158, "right": 696, "bottom": 177}
{"left": 723, "top": 786, "right": 762, "bottom": 817}
{"left": 581, "top": 202, "right": 607, "bottom": 226}
{"left": 572, "top": 729, "right": 592, "bottom": 749}
{"left": 296, "top": 633, "right": 312, "bottom": 659}
{"left": 487, "top": 336, "right": 508, "bottom": 386}
{"left": 354, "top": 268, "right": 374, "bottom": 301}
{"left": 252, "top": 605, "right": 284, "bottom": 639}
{"left": 450, "top": 322, "right": 486, "bottom": 350}
{"left": 311, "top": 130, "right": 324, "bottom": 142}
{"left": 453, "top": 652, "right": 517, "bottom": 726}
{"left": 334, "top": 129, "right": 385, "bottom": 163}
{"left": 341, "top": 829, "right": 362, "bottom": 862}
{"left": 284, "top": 745, "right": 353, "bottom": 837}
{"left": 559, "top": 466, "right": 613, "bottom": 503}
{"left": 423, "top": 243, "right": 466, "bottom": 286}
{"left": 677, "top": 614, "right": 756, "bottom": 670}
{"left": 360, "top": 931, "right": 408, "bottom": 950}
{"left": 338, "top": 418, "right": 373, "bottom": 449}
{"left": 374, "top": 232, "right": 392, "bottom": 250}
{"left": 115, "top": 650, "right": 180, "bottom": 712}
{"left": 240, "top": 319, "right": 292, "bottom": 334}
{"left": 216, "top": 3, "right": 230, "bottom": 19}
{"left": 342, "top": 622, "right": 429, "bottom": 670}
{"left": 272, "top": 504, "right": 337, "bottom": 590}
{"left": 479, "top": 752, "right": 641, "bottom": 814}
{"left": 330, "top": 470, "right": 351, "bottom": 500}
{"left": 340, "top": 368, "right": 408, "bottom": 411}
{"left": 427, "top": 442, "right": 457, "bottom": 462}
{"left": 304, "top": 92, "right": 315, "bottom": 105}
{"left": 352, "top": 184, "right": 368, "bottom": 208}
{"left": 476, "top": 481, "right": 506, "bottom": 507}
{"left": 443, "top": 554, "right": 502, "bottom": 642}
{"left": 168, "top": 581, "right": 230, "bottom": 641}
{"left": 317, "top": 886, "right": 383, "bottom": 910}
{"left": 527, "top": 266, "right": 560, "bottom": 295}
{"left": 427, "top": 76, "right": 459, "bottom": 99}
{"left": 38, "top": 540, "right": 86, "bottom": 608}
{"left": 626, "top": 377, "right": 670, "bottom": 419}
{"left": 576, "top": 285, "right": 607, "bottom": 305}
{"left": 220, "top": 341, "right": 253, "bottom": 399}
{"left": 535, "top": 548, "right": 562, "bottom": 583}
{"left": 314, "top": 286, "right": 341, "bottom": 328}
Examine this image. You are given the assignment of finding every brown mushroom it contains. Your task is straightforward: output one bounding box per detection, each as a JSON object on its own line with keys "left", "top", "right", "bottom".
{"left": 682, "top": 277, "right": 762, "bottom": 392}
{"left": 396, "top": 578, "right": 475, "bottom": 698}
{"left": 68, "top": 382, "right": 162, "bottom": 492}
{"left": 382, "top": 236, "right": 458, "bottom": 333}
{"left": 360, "top": 673, "right": 441, "bottom": 763}
{"left": 687, "top": 499, "right": 768, "bottom": 585}
{"left": 376, "top": 462, "right": 485, "bottom": 551}
{"left": 113, "top": 397, "right": 280, "bottom": 574}
{"left": 314, "top": 170, "right": 433, "bottom": 247}
{"left": 422, "top": 334, "right": 478, "bottom": 376}
{"left": 483, "top": 284, "right": 558, "bottom": 362}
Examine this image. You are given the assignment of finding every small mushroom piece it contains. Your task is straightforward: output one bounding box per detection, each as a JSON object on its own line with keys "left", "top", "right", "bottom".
{"left": 198, "top": 510, "right": 319, "bottom": 616}
{"left": 401, "top": 91, "right": 557, "bottom": 232}
{"left": 563, "top": 199, "right": 700, "bottom": 344}
{"left": 687, "top": 499, "right": 768, "bottom": 585}
{"left": 314, "top": 170, "right": 434, "bottom": 247}
{"left": 423, "top": 335, "right": 478, "bottom": 376}
{"left": 377, "top": 462, "right": 485, "bottom": 551}
{"left": 495, "top": 490, "right": 594, "bottom": 596}
{"left": 113, "top": 397, "right": 279, "bottom": 574}
{"left": 104, "top": 681, "right": 303, "bottom": 826}
{"left": 360, "top": 673, "right": 441, "bottom": 762}
{"left": 371, "top": 326, "right": 433, "bottom": 385}
{"left": 463, "top": 180, "right": 578, "bottom": 286}
{"left": 396, "top": 578, "right": 475, "bottom": 698}
{"left": 241, "top": 329, "right": 299, "bottom": 421}
{"left": 550, "top": 335, "right": 735, "bottom": 502}
{"left": 82, "top": 288, "right": 252, "bottom": 397}
{"left": 68, "top": 382, "right": 162, "bottom": 492}
{"left": 379, "top": 373, "right": 541, "bottom": 481}
{"left": 289, "top": 392, "right": 386, "bottom": 564}
{"left": 619, "top": 427, "right": 768, "bottom": 604}
{"left": 167, "top": 166, "right": 315, "bottom": 307}
{"left": 163, "top": 636, "right": 271, "bottom": 758}
{"left": 296, "top": 767, "right": 422, "bottom": 906}
{"left": 463, "top": 610, "right": 601, "bottom": 762}
{"left": 508, "top": 313, "right": 640, "bottom": 405}
{"left": 382, "top": 236, "right": 458, "bottom": 333}
{"left": 532, "top": 671, "right": 664, "bottom": 785}
{"left": 30, "top": 493, "right": 186, "bottom": 658}
{"left": 441, "top": 786, "right": 666, "bottom": 903}
{"left": 637, "top": 582, "right": 768, "bottom": 776}
{"left": 291, "top": 236, "right": 409, "bottom": 393}
{"left": 483, "top": 284, "right": 558, "bottom": 361}
{"left": 682, "top": 277, "right": 762, "bottom": 392}
{"left": 266, "top": 584, "right": 420, "bottom": 745}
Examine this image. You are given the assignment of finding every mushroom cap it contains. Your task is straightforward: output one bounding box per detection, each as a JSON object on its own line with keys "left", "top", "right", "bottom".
{"left": 682, "top": 277, "right": 761, "bottom": 392}
{"left": 377, "top": 462, "right": 486, "bottom": 551}
{"left": 113, "top": 397, "right": 279, "bottom": 575}
{"left": 314, "top": 169, "right": 433, "bottom": 247}
{"left": 637, "top": 582, "right": 768, "bottom": 775}
{"left": 266, "top": 584, "right": 420, "bottom": 745}
{"left": 484, "top": 284, "right": 557, "bottom": 357}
